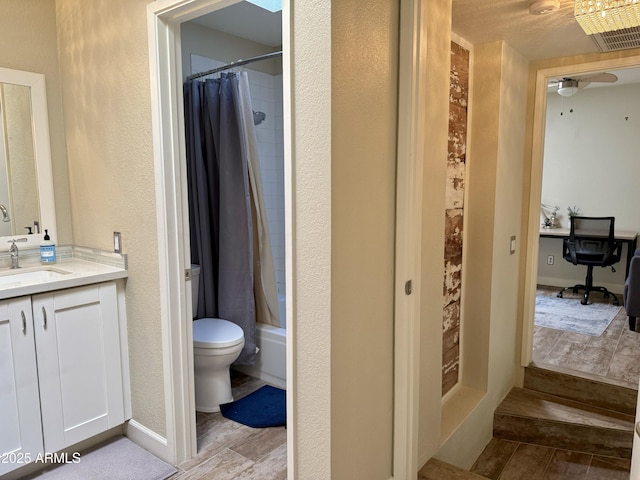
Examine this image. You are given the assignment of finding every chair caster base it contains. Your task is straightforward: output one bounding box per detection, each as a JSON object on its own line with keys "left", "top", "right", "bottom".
{"left": 557, "top": 284, "right": 619, "bottom": 306}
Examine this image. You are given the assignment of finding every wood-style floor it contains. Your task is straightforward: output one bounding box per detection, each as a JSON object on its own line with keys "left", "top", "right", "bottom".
{"left": 533, "top": 285, "right": 640, "bottom": 389}
{"left": 471, "top": 438, "right": 631, "bottom": 480}
{"left": 173, "top": 287, "right": 639, "bottom": 479}
{"left": 170, "top": 372, "right": 287, "bottom": 480}
{"left": 461, "top": 286, "right": 640, "bottom": 479}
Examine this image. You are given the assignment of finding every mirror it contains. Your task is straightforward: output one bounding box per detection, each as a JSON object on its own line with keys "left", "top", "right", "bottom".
{"left": 0, "top": 67, "right": 56, "bottom": 252}
{"left": 0, "top": 83, "right": 39, "bottom": 236}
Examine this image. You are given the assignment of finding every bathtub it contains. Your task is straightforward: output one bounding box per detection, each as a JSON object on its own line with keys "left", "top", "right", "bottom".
{"left": 234, "top": 322, "right": 286, "bottom": 389}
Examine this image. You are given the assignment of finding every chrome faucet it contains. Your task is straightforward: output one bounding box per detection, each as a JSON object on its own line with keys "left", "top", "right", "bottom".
{"left": 7, "top": 238, "right": 27, "bottom": 269}
{"left": 0, "top": 204, "right": 9, "bottom": 222}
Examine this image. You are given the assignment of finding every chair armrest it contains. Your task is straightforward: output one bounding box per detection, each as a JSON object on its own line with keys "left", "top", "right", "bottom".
{"left": 624, "top": 254, "right": 640, "bottom": 316}
{"left": 603, "top": 240, "right": 623, "bottom": 266}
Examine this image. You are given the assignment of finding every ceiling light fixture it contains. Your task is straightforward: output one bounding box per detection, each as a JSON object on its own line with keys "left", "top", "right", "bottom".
{"left": 528, "top": 0, "right": 560, "bottom": 15}
{"left": 557, "top": 79, "right": 580, "bottom": 96}
{"left": 575, "top": 0, "right": 640, "bottom": 35}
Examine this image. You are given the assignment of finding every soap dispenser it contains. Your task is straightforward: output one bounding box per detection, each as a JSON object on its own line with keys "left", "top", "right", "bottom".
{"left": 40, "top": 229, "right": 56, "bottom": 264}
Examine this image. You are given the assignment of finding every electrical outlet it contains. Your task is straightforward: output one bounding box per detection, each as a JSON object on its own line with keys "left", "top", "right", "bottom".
{"left": 547, "top": 255, "right": 554, "bottom": 265}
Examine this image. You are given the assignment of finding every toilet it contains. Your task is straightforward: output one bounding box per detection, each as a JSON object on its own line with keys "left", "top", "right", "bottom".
{"left": 191, "top": 265, "right": 245, "bottom": 412}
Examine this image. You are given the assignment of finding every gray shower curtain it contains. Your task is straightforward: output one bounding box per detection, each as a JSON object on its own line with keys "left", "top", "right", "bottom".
{"left": 184, "top": 73, "right": 257, "bottom": 364}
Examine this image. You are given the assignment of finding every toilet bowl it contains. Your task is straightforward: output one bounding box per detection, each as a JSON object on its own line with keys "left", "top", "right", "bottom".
{"left": 191, "top": 265, "right": 245, "bottom": 413}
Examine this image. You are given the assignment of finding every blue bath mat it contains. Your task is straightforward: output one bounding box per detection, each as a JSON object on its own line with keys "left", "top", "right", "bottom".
{"left": 220, "top": 385, "right": 286, "bottom": 428}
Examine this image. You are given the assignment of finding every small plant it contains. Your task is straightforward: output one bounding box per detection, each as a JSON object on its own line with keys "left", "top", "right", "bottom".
{"left": 567, "top": 205, "right": 580, "bottom": 217}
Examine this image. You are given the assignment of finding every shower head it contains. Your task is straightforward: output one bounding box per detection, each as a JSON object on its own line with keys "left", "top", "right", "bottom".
{"left": 253, "top": 110, "right": 266, "bottom": 126}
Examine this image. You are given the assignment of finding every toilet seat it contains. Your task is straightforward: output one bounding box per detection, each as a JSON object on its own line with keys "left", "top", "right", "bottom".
{"left": 193, "top": 318, "right": 244, "bottom": 349}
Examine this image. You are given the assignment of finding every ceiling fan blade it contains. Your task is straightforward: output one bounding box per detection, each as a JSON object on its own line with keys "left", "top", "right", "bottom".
{"left": 577, "top": 80, "right": 591, "bottom": 89}
{"left": 579, "top": 72, "right": 618, "bottom": 83}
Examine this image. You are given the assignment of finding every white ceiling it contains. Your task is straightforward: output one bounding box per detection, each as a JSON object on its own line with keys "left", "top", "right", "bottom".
{"left": 199, "top": 0, "right": 590, "bottom": 61}
{"left": 452, "top": 0, "right": 599, "bottom": 60}
{"left": 452, "top": 0, "right": 640, "bottom": 86}
{"left": 192, "top": 0, "right": 640, "bottom": 85}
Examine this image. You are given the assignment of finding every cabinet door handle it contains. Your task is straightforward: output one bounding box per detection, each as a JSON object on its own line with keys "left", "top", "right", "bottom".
{"left": 21, "top": 310, "right": 26, "bottom": 334}
{"left": 42, "top": 306, "right": 47, "bottom": 330}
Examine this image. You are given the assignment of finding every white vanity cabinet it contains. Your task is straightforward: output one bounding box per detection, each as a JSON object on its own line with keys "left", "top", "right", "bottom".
{"left": 34, "top": 282, "right": 126, "bottom": 453}
{"left": 0, "top": 297, "right": 44, "bottom": 475}
{"left": 0, "top": 281, "right": 127, "bottom": 475}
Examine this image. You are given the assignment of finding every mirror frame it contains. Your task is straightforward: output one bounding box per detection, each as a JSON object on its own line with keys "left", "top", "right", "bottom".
{"left": 0, "top": 66, "right": 57, "bottom": 252}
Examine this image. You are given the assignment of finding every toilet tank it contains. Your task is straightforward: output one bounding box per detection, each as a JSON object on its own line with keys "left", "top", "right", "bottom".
{"left": 191, "top": 264, "right": 201, "bottom": 318}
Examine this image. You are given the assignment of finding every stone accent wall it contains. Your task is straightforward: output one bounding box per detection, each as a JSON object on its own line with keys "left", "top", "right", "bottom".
{"left": 442, "top": 42, "right": 469, "bottom": 396}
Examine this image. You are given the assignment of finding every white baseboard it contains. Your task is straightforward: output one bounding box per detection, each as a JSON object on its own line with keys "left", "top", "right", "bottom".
{"left": 537, "top": 277, "right": 623, "bottom": 296}
{"left": 124, "top": 419, "right": 171, "bottom": 464}
{"left": 233, "top": 365, "right": 286, "bottom": 389}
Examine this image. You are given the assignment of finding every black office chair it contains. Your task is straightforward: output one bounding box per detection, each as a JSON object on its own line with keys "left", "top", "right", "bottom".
{"left": 557, "top": 216, "right": 622, "bottom": 306}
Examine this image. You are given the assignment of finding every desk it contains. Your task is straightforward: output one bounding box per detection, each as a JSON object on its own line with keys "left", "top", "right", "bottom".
{"left": 540, "top": 227, "right": 638, "bottom": 278}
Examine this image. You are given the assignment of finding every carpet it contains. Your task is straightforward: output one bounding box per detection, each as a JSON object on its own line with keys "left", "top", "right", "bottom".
{"left": 31, "top": 436, "right": 176, "bottom": 480}
{"left": 220, "top": 385, "right": 286, "bottom": 428}
{"left": 534, "top": 294, "right": 622, "bottom": 336}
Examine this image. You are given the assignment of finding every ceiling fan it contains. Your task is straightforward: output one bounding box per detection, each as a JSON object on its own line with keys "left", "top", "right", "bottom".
{"left": 547, "top": 72, "right": 618, "bottom": 97}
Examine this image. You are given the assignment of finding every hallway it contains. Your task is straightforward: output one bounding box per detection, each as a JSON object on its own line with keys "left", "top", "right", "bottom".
{"left": 463, "top": 286, "right": 640, "bottom": 479}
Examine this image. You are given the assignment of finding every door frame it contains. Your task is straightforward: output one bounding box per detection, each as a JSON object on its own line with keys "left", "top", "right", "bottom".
{"left": 521, "top": 54, "right": 640, "bottom": 368}
{"left": 147, "top": 0, "right": 425, "bottom": 476}
{"left": 393, "top": 0, "right": 428, "bottom": 478}
{"left": 147, "top": 0, "right": 303, "bottom": 470}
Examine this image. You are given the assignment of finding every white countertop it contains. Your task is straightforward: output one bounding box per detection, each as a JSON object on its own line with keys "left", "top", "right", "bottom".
{"left": 0, "top": 259, "right": 128, "bottom": 300}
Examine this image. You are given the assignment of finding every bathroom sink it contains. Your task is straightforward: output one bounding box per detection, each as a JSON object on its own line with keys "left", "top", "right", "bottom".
{"left": 0, "top": 267, "right": 71, "bottom": 288}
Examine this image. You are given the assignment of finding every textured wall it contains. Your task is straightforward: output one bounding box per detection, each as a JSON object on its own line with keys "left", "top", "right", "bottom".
{"left": 0, "top": 0, "right": 72, "bottom": 245}
{"left": 442, "top": 42, "right": 469, "bottom": 396}
{"left": 55, "top": 0, "right": 166, "bottom": 437}
{"left": 418, "top": 0, "right": 453, "bottom": 462}
{"left": 331, "top": 0, "right": 398, "bottom": 477}
{"left": 291, "top": 1, "right": 332, "bottom": 477}
{"left": 436, "top": 40, "right": 528, "bottom": 468}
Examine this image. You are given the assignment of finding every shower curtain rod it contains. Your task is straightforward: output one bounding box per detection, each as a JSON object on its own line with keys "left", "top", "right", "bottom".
{"left": 186, "top": 50, "right": 283, "bottom": 81}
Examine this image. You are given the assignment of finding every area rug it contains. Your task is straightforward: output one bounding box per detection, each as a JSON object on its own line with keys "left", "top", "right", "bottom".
{"left": 31, "top": 436, "right": 176, "bottom": 480}
{"left": 220, "top": 385, "right": 286, "bottom": 428}
{"left": 534, "top": 294, "right": 622, "bottom": 336}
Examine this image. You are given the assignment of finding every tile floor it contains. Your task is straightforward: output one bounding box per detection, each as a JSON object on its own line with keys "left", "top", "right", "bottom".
{"left": 533, "top": 285, "right": 640, "bottom": 389}
{"left": 169, "top": 371, "right": 287, "bottom": 480}
{"left": 170, "top": 288, "right": 640, "bottom": 480}
{"left": 471, "top": 438, "right": 631, "bottom": 480}
{"left": 469, "top": 285, "right": 640, "bottom": 479}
